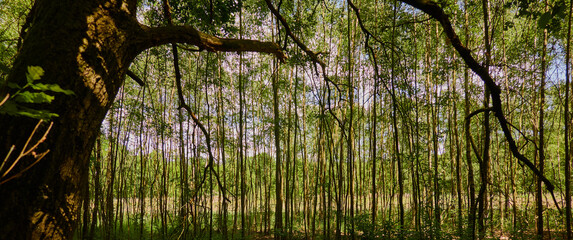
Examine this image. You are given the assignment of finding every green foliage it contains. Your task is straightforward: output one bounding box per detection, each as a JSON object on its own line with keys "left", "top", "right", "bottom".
{"left": 506, "top": 0, "right": 567, "bottom": 33}
{"left": 0, "top": 0, "right": 31, "bottom": 78}
{"left": 0, "top": 66, "right": 74, "bottom": 120}
{"left": 140, "top": 0, "right": 240, "bottom": 34}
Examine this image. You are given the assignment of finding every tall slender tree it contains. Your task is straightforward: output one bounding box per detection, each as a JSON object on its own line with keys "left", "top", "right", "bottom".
{"left": 535, "top": 1, "right": 549, "bottom": 238}
{"left": 566, "top": 0, "right": 573, "bottom": 238}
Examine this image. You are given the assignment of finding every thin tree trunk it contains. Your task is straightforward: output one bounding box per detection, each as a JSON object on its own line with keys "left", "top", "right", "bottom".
{"left": 82, "top": 150, "right": 91, "bottom": 240}
{"left": 285, "top": 69, "right": 293, "bottom": 237}
{"left": 535, "top": 1, "right": 549, "bottom": 238}
{"left": 216, "top": 53, "right": 229, "bottom": 240}
{"left": 346, "top": 3, "right": 356, "bottom": 238}
{"left": 431, "top": 30, "right": 441, "bottom": 234}
{"left": 272, "top": 59, "right": 283, "bottom": 240}
{"left": 370, "top": 47, "right": 378, "bottom": 231}
{"left": 291, "top": 70, "right": 300, "bottom": 235}
{"left": 412, "top": 20, "right": 421, "bottom": 233}
{"left": 448, "top": 46, "right": 463, "bottom": 236}
{"left": 336, "top": 123, "right": 344, "bottom": 240}
{"left": 565, "top": 0, "right": 573, "bottom": 238}
{"left": 463, "top": 0, "right": 476, "bottom": 237}
{"left": 389, "top": 2, "right": 405, "bottom": 235}
{"left": 105, "top": 109, "right": 117, "bottom": 240}
{"left": 301, "top": 76, "right": 309, "bottom": 238}
{"left": 138, "top": 87, "right": 146, "bottom": 239}
{"left": 89, "top": 135, "right": 102, "bottom": 240}
{"left": 477, "top": 1, "right": 492, "bottom": 238}
{"left": 238, "top": 7, "right": 249, "bottom": 237}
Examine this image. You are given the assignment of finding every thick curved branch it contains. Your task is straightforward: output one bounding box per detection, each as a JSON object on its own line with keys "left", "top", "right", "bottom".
{"left": 136, "top": 25, "right": 286, "bottom": 60}
{"left": 399, "top": 0, "right": 555, "bottom": 193}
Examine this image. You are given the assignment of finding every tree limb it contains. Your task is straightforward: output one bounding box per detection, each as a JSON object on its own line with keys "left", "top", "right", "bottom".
{"left": 136, "top": 24, "right": 286, "bottom": 60}
{"left": 126, "top": 70, "right": 145, "bottom": 86}
{"left": 399, "top": 0, "right": 555, "bottom": 193}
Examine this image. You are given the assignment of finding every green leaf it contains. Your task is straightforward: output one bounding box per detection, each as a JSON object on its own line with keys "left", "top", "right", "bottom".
{"left": 6, "top": 82, "right": 21, "bottom": 89}
{"left": 30, "top": 83, "right": 49, "bottom": 91}
{"left": 0, "top": 102, "right": 58, "bottom": 120}
{"left": 0, "top": 101, "right": 19, "bottom": 115}
{"left": 14, "top": 91, "right": 55, "bottom": 103}
{"left": 32, "top": 83, "right": 74, "bottom": 95}
{"left": 537, "top": 12, "right": 551, "bottom": 29}
{"left": 26, "top": 66, "right": 44, "bottom": 83}
{"left": 15, "top": 107, "right": 59, "bottom": 119}
{"left": 0, "top": 101, "right": 59, "bottom": 120}
{"left": 45, "top": 84, "right": 74, "bottom": 95}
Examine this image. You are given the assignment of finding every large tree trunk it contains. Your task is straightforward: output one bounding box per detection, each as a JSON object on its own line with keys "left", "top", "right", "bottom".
{"left": 0, "top": 2, "right": 139, "bottom": 238}
{"left": 0, "top": 1, "right": 283, "bottom": 239}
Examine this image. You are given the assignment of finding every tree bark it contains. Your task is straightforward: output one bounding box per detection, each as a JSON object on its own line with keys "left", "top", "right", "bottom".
{"left": 0, "top": 1, "right": 284, "bottom": 239}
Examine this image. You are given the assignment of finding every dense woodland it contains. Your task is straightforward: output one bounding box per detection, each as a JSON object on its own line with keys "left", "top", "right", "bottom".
{"left": 1, "top": 0, "right": 573, "bottom": 239}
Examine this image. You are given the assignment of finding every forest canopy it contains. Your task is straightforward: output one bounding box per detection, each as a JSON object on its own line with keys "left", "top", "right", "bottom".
{"left": 0, "top": 0, "right": 572, "bottom": 239}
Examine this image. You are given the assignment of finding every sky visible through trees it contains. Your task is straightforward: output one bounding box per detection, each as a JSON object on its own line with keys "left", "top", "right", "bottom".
{"left": 1, "top": 0, "right": 573, "bottom": 239}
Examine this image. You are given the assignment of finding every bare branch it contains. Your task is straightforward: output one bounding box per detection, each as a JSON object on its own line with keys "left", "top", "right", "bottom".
{"left": 0, "top": 121, "right": 52, "bottom": 185}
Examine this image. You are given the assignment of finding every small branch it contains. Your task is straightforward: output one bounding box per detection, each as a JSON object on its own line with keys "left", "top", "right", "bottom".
{"left": 0, "top": 146, "right": 15, "bottom": 177}
{"left": 0, "top": 94, "right": 8, "bottom": 106}
{"left": 464, "top": 108, "right": 494, "bottom": 163}
{"left": 126, "top": 70, "right": 145, "bottom": 86}
{"left": 0, "top": 120, "right": 52, "bottom": 185}
{"left": 0, "top": 150, "right": 49, "bottom": 185}
{"left": 506, "top": 120, "right": 537, "bottom": 151}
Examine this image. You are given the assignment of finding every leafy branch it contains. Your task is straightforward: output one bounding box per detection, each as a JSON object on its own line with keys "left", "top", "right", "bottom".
{"left": 0, "top": 66, "right": 74, "bottom": 120}
{"left": 0, "top": 66, "right": 70, "bottom": 184}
